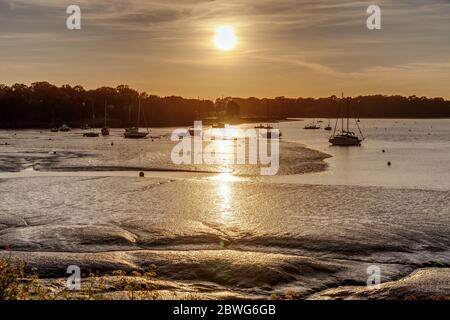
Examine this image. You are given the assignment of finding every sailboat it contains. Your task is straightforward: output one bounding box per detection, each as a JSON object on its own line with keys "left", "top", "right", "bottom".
{"left": 124, "top": 97, "right": 149, "bottom": 139}
{"left": 101, "top": 99, "right": 110, "bottom": 136}
{"left": 324, "top": 119, "right": 332, "bottom": 131}
{"left": 83, "top": 104, "right": 99, "bottom": 137}
{"left": 329, "top": 94, "right": 364, "bottom": 146}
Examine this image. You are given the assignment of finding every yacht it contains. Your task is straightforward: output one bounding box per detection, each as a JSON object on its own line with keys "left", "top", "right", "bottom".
{"left": 124, "top": 98, "right": 149, "bottom": 139}
{"left": 329, "top": 132, "right": 362, "bottom": 146}
{"left": 329, "top": 94, "right": 364, "bottom": 146}
{"left": 101, "top": 99, "right": 110, "bottom": 136}
{"left": 83, "top": 105, "right": 100, "bottom": 137}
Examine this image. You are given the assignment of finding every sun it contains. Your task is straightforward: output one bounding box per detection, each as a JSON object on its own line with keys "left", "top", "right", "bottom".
{"left": 214, "top": 26, "right": 237, "bottom": 51}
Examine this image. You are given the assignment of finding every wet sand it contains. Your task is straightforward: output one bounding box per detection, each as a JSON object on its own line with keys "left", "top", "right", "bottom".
{"left": 0, "top": 126, "right": 449, "bottom": 300}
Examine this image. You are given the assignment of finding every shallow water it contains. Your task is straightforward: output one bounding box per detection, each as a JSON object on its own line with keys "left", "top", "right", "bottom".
{"left": 0, "top": 120, "right": 449, "bottom": 298}
{"left": 273, "top": 119, "right": 450, "bottom": 190}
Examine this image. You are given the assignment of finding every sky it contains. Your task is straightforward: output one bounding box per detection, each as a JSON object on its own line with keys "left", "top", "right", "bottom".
{"left": 1, "top": 0, "right": 450, "bottom": 98}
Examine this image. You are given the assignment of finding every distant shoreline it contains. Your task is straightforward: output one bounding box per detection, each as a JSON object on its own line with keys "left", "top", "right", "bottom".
{"left": 1, "top": 116, "right": 450, "bottom": 129}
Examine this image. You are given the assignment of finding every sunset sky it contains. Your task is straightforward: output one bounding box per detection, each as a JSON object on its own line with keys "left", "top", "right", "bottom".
{"left": 1, "top": 0, "right": 450, "bottom": 98}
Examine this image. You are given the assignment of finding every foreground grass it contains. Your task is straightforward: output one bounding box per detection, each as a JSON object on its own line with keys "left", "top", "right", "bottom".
{"left": 0, "top": 257, "right": 161, "bottom": 300}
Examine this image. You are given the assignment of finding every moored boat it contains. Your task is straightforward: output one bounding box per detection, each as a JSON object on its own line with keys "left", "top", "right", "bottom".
{"left": 124, "top": 97, "right": 149, "bottom": 139}
{"left": 329, "top": 93, "right": 364, "bottom": 146}
{"left": 329, "top": 132, "right": 362, "bottom": 146}
{"left": 102, "top": 99, "right": 110, "bottom": 136}
{"left": 101, "top": 127, "right": 110, "bottom": 136}
{"left": 124, "top": 127, "right": 148, "bottom": 139}
{"left": 83, "top": 132, "right": 100, "bottom": 137}
{"left": 59, "top": 124, "right": 71, "bottom": 132}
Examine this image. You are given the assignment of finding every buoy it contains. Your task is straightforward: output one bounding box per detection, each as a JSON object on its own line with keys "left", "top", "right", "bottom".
{"left": 387, "top": 162, "right": 392, "bottom": 166}
{"left": 111, "top": 142, "right": 114, "bottom": 146}
{"left": 139, "top": 172, "right": 145, "bottom": 177}
{"left": 382, "top": 150, "right": 386, "bottom": 153}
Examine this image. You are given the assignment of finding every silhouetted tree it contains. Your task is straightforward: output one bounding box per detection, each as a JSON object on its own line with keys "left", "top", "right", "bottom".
{"left": 0, "top": 82, "right": 449, "bottom": 128}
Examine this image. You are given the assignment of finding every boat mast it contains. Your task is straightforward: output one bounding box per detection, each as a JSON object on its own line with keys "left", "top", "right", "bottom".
{"left": 137, "top": 96, "right": 141, "bottom": 129}
{"left": 341, "top": 92, "right": 344, "bottom": 134}
{"left": 104, "top": 99, "right": 107, "bottom": 127}
{"left": 347, "top": 98, "right": 350, "bottom": 133}
{"left": 91, "top": 101, "right": 95, "bottom": 129}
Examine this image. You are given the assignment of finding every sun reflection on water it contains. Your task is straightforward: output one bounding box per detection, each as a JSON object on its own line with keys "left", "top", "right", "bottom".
{"left": 210, "top": 173, "right": 240, "bottom": 223}
{"left": 209, "top": 172, "right": 242, "bottom": 182}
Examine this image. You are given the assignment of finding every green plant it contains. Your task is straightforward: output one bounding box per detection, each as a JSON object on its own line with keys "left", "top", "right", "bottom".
{"left": 0, "top": 257, "right": 25, "bottom": 300}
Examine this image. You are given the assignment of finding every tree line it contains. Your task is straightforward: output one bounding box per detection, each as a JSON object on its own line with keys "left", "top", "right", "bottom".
{"left": 0, "top": 82, "right": 449, "bottom": 128}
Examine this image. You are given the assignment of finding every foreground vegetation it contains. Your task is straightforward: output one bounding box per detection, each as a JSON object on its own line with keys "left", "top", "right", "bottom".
{"left": 1, "top": 257, "right": 449, "bottom": 300}
{"left": 0, "top": 257, "right": 160, "bottom": 300}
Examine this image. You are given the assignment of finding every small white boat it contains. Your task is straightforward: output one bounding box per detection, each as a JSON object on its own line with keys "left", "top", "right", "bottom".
{"left": 59, "top": 124, "right": 71, "bottom": 132}
{"left": 304, "top": 124, "right": 320, "bottom": 130}
{"left": 304, "top": 119, "right": 321, "bottom": 130}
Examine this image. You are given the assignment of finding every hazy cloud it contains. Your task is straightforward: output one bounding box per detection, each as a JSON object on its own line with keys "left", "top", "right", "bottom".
{"left": 0, "top": 0, "right": 449, "bottom": 98}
